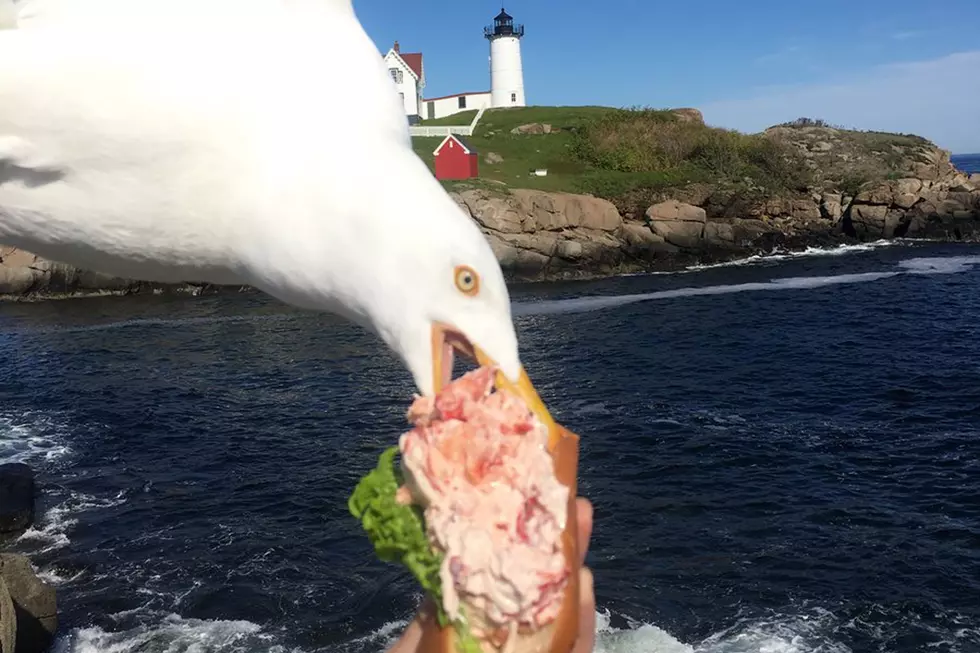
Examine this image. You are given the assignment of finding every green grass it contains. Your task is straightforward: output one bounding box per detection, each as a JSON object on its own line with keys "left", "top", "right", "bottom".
{"left": 413, "top": 106, "right": 630, "bottom": 194}
{"left": 411, "top": 105, "right": 933, "bottom": 209}
{"left": 420, "top": 110, "right": 478, "bottom": 126}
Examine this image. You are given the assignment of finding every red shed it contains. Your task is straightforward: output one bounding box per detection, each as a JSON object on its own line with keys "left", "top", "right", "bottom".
{"left": 433, "top": 134, "right": 479, "bottom": 181}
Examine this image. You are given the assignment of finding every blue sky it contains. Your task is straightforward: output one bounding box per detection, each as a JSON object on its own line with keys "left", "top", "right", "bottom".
{"left": 355, "top": 0, "right": 979, "bottom": 154}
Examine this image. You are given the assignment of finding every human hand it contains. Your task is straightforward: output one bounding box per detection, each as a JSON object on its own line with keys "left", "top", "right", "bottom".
{"left": 387, "top": 497, "right": 596, "bottom": 653}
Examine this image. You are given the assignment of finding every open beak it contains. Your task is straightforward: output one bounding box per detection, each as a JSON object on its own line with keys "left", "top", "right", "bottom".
{"left": 431, "top": 322, "right": 560, "bottom": 449}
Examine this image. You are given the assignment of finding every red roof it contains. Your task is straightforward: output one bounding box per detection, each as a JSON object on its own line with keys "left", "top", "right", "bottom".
{"left": 400, "top": 52, "right": 423, "bottom": 80}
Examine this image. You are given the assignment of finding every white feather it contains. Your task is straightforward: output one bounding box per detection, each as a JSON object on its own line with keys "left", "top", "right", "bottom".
{"left": 0, "top": 0, "right": 16, "bottom": 29}
{"left": 0, "top": 0, "right": 521, "bottom": 395}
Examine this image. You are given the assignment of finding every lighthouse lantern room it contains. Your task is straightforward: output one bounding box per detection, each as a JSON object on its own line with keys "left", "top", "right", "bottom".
{"left": 484, "top": 8, "right": 526, "bottom": 108}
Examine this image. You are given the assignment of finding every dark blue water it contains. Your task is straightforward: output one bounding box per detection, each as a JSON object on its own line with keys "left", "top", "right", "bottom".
{"left": 952, "top": 153, "right": 980, "bottom": 174}
{"left": 2, "top": 240, "right": 980, "bottom": 653}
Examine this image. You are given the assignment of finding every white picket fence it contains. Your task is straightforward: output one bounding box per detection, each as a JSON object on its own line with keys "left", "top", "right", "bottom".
{"left": 408, "top": 105, "right": 488, "bottom": 138}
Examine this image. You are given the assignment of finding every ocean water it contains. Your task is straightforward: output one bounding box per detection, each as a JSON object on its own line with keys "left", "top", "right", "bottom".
{"left": 2, "top": 240, "right": 980, "bottom": 653}
{"left": 951, "top": 153, "right": 979, "bottom": 174}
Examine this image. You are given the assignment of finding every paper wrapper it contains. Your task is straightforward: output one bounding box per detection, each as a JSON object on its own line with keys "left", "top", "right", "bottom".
{"left": 417, "top": 424, "right": 581, "bottom": 653}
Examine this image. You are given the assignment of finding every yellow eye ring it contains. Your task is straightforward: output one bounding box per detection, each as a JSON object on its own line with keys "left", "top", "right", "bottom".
{"left": 454, "top": 265, "right": 480, "bottom": 296}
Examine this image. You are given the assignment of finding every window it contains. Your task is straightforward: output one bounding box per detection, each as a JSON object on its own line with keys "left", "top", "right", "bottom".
{"left": 389, "top": 67, "right": 403, "bottom": 84}
{"left": 458, "top": 96, "right": 467, "bottom": 109}
{"left": 511, "top": 92, "right": 517, "bottom": 103}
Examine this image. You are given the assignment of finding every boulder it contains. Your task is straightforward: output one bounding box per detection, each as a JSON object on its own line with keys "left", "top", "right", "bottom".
{"left": 644, "top": 200, "right": 706, "bottom": 249}
{"left": 619, "top": 223, "right": 663, "bottom": 247}
{"left": 730, "top": 219, "right": 773, "bottom": 244}
{"left": 618, "top": 223, "right": 676, "bottom": 255}
{"left": 845, "top": 204, "right": 889, "bottom": 237}
{"left": 649, "top": 219, "right": 704, "bottom": 249}
{"left": 789, "top": 199, "right": 821, "bottom": 221}
{"left": 948, "top": 173, "right": 973, "bottom": 192}
{"left": 510, "top": 190, "right": 622, "bottom": 232}
{"left": 670, "top": 108, "right": 704, "bottom": 124}
{"left": 1, "top": 575, "right": 14, "bottom": 653}
{"left": 645, "top": 200, "right": 706, "bottom": 223}
{"left": 0, "top": 464, "right": 34, "bottom": 534}
{"left": 894, "top": 178, "right": 923, "bottom": 196}
{"left": 484, "top": 152, "right": 504, "bottom": 164}
{"left": 820, "top": 193, "right": 843, "bottom": 221}
{"left": 940, "top": 199, "right": 966, "bottom": 216}
{"left": 509, "top": 123, "right": 552, "bottom": 135}
{"left": 703, "top": 221, "right": 736, "bottom": 247}
{"left": 452, "top": 190, "right": 524, "bottom": 234}
{"left": 555, "top": 240, "right": 583, "bottom": 260}
{"left": 947, "top": 191, "right": 980, "bottom": 211}
{"left": 0, "top": 555, "right": 57, "bottom": 653}
{"left": 854, "top": 184, "right": 893, "bottom": 205}
{"left": 1, "top": 246, "right": 137, "bottom": 296}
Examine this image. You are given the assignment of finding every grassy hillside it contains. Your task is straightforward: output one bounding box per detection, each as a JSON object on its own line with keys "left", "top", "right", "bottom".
{"left": 411, "top": 106, "right": 940, "bottom": 211}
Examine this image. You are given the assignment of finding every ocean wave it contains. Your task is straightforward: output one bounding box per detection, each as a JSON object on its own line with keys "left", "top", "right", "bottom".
{"left": 0, "top": 410, "right": 73, "bottom": 466}
{"left": 53, "top": 614, "right": 298, "bottom": 653}
{"left": 685, "top": 239, "right": 903, "bottom": 272}
{"left": 14, "top": 489, "right": 127, "bottom": 558}
{"left": 48, "top": 601, "right": 980, "bottom": 653}
{"left": 514, "top": 251, "right": 980, "bottom": 317}
{"left": 67, "top": 605, "right": 980, "bottom": 653}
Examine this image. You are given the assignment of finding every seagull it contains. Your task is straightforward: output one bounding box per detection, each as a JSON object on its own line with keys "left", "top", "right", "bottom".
{"left": 0, "top": 0, "right": 558, "bottom": 432}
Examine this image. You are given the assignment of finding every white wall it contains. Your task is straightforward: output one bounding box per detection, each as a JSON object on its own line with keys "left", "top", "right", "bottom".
{"left": 489, "top": 36, "right": 525, "bottom": 108}
{"left": 423, "top": 93, "right": 491, "bottom": 121}
{"left": 383, "top": 53, "right": 421, "bottom": 118}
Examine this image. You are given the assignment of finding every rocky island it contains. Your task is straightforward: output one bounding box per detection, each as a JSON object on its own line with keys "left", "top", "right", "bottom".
{"left": 2, "top": 108, "right": 979, "bottom": 298}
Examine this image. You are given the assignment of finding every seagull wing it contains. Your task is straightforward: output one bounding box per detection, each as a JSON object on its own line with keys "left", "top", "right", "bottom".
{"left": 0, "top": 0, "right": 412, "bottom": 286}
{"left": 7, "top": 0, "right": 356, "bottom": 29}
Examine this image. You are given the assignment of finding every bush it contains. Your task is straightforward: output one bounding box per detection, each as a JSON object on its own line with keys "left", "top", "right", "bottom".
{"left": 569, "top": 108, "right": 811, "bottom": 192}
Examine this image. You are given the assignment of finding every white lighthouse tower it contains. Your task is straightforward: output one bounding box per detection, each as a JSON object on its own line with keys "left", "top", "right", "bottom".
{"left": 485, "top": 8, "right": 526, "bottom": 108}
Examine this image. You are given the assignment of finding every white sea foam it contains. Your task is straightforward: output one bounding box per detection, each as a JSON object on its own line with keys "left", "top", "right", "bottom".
{"left": 0, "top": 411, "right": 73, "bottom": 466}
{"left": 326, "top": 606, "right": 887, "bottom": 653}
{"left": 42, "top": 596, "right": 980, "bottom": 653}
{"left": 15, "top": 489, "right": 127, "bottom": 556}
{"left": 686, "top": 239, "right": 903, "bottom": 272}
{"left": 514, "top": 253, "right": 980, "bottom": 317}
{"left": 52, "top": 614, "right": 295, "bottom": 653}
{"left": 897, "top": 255, "right": 980, "bottom": 275}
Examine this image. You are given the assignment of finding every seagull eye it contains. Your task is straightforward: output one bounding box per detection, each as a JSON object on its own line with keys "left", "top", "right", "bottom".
{"left": 454, "top": 265, "right": 480, "bottom": 296}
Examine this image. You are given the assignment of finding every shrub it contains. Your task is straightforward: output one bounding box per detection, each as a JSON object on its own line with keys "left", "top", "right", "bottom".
{"left": 569, "top": 108, "right": 811, "bottom": 192}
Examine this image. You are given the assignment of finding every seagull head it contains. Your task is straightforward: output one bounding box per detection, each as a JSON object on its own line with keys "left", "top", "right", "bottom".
{"left": 325, "top": 141, "right": 557, "bottom": 435}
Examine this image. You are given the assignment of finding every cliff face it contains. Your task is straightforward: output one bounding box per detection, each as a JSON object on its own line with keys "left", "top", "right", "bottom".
{"left": 2, "top": 135, "right": 979, "bottom": 298}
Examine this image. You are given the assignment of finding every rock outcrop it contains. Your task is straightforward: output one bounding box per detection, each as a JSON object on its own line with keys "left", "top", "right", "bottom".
{"left": 2, "top": 131, "right": 978, "bottom": 294}
{"left": 1, "top": 574, "right": 14, "bottom": 653}
{"left": 452, "top": 188, "right": 631, "bottom": 275}
{"left": 0, "top": 555, "right": 57, "bottom": 653}
{"left": 0, "top": 246, "right": 142, "bottom": 297}
{"left": 0, "top": 464, "right": 35, "bottom": 534}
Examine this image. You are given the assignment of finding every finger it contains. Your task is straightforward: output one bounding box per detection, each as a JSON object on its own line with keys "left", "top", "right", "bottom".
{"left": 572, "top": 567, "right": 597, "bottom": 653}
{"left": 575, "top": 497, "right": 594, "bottom": 566}
{"left": 386, "top": 619, "right": 422, "bottom": 653}
{"left": 385, "top": 597, "right": 433, "bottom": 653}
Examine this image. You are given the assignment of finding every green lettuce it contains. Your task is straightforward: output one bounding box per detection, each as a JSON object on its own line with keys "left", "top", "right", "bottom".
{"left": 348, "top": 446, "right": 484, "bottom": 653}
{"left": 348, "top": 446, "right": 445, "bottom": 614}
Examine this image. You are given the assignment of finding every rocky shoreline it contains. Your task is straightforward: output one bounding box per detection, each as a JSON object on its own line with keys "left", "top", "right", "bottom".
{"left": 2, "top": 143, "right": 978, "bottom": 299}
{"left": 1, "top": 463, "right": 58, "bottom": 653}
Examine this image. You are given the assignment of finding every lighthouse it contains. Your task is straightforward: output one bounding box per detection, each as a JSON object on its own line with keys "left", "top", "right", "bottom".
{"left": 484, "top": 8, "right": 526, "bottom": 108}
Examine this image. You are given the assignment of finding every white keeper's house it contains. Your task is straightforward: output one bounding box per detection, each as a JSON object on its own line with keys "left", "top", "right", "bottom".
{"left": 381, "top": 7, "right": 527, "bottom": 125}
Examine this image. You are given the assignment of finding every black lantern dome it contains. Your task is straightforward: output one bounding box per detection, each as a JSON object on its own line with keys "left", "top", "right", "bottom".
{"left": 484, "top": 7, "right": 524, "bottom": 39}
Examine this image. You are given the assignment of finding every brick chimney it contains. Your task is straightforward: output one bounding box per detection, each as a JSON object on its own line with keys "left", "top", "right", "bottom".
{"left": 393, "top": 40, "right": 400, "bottom": 53}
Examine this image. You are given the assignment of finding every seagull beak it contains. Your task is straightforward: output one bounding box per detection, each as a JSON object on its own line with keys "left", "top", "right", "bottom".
{"left": 431, "top": 322, "right": 560, "bottom": 450}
